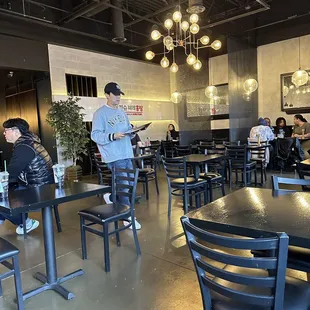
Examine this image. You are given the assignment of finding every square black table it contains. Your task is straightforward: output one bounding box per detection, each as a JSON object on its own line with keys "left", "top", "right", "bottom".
{"left": 185, "top": 154, "right": 226, "bottom": 179}
{"left": 187, "top": 187, "right": 310, "bottom": 249}
{"left": 0, "top": 182, "right": 110, "bottom": 301}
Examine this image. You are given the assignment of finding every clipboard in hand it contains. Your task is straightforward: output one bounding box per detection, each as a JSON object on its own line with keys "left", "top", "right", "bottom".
{"left": 124, "top": 122, "right": 152, "bottom": 134}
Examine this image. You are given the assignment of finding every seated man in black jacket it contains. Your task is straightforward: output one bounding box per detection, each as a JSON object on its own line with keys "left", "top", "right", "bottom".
{"left": 1, "top": 118, "right": 54, "bottom": 235}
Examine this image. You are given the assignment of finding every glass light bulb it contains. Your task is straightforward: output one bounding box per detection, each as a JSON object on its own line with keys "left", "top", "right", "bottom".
{"left": 160, "top": 56, "right": 169, "bottom": 68}
{"left": 292, "top": 69, "right": 309, "bottom": 87}
{"left": 181, "top": 21, "right": 189, "bottom": 32}
{"left": 190, "top": 23, "right": 199, "bottom": 34}
{"left": 166, "top": 43, "right": 174, "bottom": 51}
{"left": 283, "top": 86, "right": 289, "bottom": 97}
{"left": 296, "top": 89, "right": 301, "bottom": 94}
{"left": 200, "top": 35, "right": 210, "bottom": 45}
{"left": 145, "top": 51, "right": 155, "bottom": 60}
{"left": 173, "top": 11, "right": 182, "bottom": 22}
{"left": 171, "top": 91, "right": 182, "bottom": 103}
{"left": 170, "top": 63, "right": 179, "bottom": 73}
{"left": 211, "top": 40, "right": 222, "bottom": 50}
{"left": 164, "top": 19, "right": 173, "bottom": 30}
{"left": 151, "top": 30, "right": 161, "bottom": 40}
{"left": 244, "top": 79, "right": 258, "bottom": 93}
{"left": 193, "top": 60, "right": 202, "bottom": 70}
{"left": 186, "top": 53, "right": 196, "bottom": 65}
{"left": 289, "top": 84, "right": 295, "bottom": 90}
{"left": 205, "top": 85, "right": 218, "bottom": 99}
{"left": 163, "top": 35, "right": 173, "bottom": 47}
{"left": 190, "top": 13, "right": 199, "bottom": 23}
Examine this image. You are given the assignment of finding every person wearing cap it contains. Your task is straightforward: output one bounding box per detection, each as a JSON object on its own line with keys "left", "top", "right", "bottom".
{"left": 91, "top": 82, "right": 141, "bottom": 230}
{"left": 0, "top": 118, "right": 54, "bottom": 235}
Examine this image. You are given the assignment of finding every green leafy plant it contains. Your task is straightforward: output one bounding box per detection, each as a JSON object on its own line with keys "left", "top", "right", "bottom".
{"left": 47, "top": 96, "right": 89, "bottom": 166}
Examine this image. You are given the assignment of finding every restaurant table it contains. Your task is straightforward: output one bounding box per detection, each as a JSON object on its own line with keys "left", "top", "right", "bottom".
{"left": 185, "top": 154, "right": 227, "bottom": 179}
{"left": 301, "top": 159, "right": 310, "bottom": 165}
{"left": 187, "top": 187, "right": 310, "bottom": 249}
{"left": 134, "top": 154, "right": 154, "bottom": 169}
{"left": 0, "top": 182, "right": 110, "bottom": 301}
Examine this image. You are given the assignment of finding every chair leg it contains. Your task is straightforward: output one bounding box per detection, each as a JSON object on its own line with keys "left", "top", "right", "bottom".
{"left": 80, "top": 217, "right": 87, "bottom": 260}
{"left": 203, "top": 184, "right": 208, "bottom": 204}
{"left": 229, "top": 166, "right": 232, "bottom": 189}
{"left": 260, "top": 163, "right": 264, "bottom": 184}
{"left": 22, "top": 213, "right": 27, "bottom": 240}
{"left": 221, "top": 179, "right": 225, "bottom": 196}
{"left": 103, "top": 224, "right": 110, "bottom": 272}
{"left": 53, "top": 205, "right": 62, "bottom": 233}
{"left": 12, "top": 255, "right": 24, "bottom": 310}
{"left": 264, "top": 166, "right": 267, "bottom": 182}
{"left": 0, "top": 280, "right": 2, "bottom": 297}
{"left": 254, "top": 169, "right": 257, "bottom": 186}
{"left": 168, "top": 188, "right": 172, "bottom": 217}
{"left": 131, "top": 214, "right": 141, "bottom": 256}
{"left": 155, "top": 173, "right": 160, "bottom": 195}
{"left": 183, "top": 189, "right": 189, "bottom": 214}
{"left": 307, "top": 273, "right": 310, "bottom": 282}
{"left": 114, "top": 221, "right": 121, "bottom": 246}
{"left": 145, "top": 177, "right": 149, "bottom": 200}
{"left": 209, "top": 181, "right": 213, "bottom": 202}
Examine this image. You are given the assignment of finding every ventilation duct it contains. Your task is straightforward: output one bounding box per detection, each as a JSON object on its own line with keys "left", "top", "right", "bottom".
{"left": 111, "top": 0, "right": 126, "bottom": 43}
{"left": 187, "top": 0, "right": 206, "bottom": 13}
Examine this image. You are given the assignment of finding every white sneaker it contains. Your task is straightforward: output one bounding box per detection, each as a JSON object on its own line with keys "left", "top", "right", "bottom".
{"left": 103, "top": 193, "right": 112, "bottom": 204}
{"left": 16, "top": 219, "right": 39, "bottom": 235}
{"left": 0, "top": 220, "right": 5, "bottom": 225}
{"left": 123, "top": 216, "right": 141, "bottom": 230}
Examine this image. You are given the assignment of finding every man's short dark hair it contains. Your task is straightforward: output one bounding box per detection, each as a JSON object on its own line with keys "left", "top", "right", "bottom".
{"left": 3, "top": 118, "right": 30, "bottom": 134}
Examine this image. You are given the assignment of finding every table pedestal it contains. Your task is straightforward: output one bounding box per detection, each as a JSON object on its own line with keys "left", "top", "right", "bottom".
{"left": 23, "top": 206, "right": 84, "bottom": 301}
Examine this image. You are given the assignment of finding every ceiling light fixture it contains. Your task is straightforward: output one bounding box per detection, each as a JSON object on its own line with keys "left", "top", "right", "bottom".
{"left": 292, "top": 37, "right": 309, "bottom": 87}
{"left": 187, "top": 0, "right": 206, "bottom": 14}
{"left": 145, "top": 6, "right": 221, "bottom": 71}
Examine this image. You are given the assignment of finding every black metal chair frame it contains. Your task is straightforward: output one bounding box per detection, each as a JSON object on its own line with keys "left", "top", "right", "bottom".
{"left": 248, "top": 141, "right": 268, "bottom": 185}
{"left": 0, "top": 238, "right": 24, "bottom": 309}
{"left": 175, "top": 145, "right": 193, "bottom": 157}
{"left": 161, "top": 141, "right": 176, "bottom": 158}
{"left": 133, "top": 154, "right": 159, "bottom": 200}
{"left": 78, "top": 167, "right": 141, "bottom": 272}
{"left": 181, "top": 216, "right": 289, "bottom": 310}
{"left": 271, "top": 175, "right": 310, "bottom": 191}
{"left": 162, "top": 156, "right": 209, "bottom": 217}
{"left": 226, "top": 145, "right": 257, "bottom": 188}
{"left": 93, "top": 154, "right": 112, "bottom": 186}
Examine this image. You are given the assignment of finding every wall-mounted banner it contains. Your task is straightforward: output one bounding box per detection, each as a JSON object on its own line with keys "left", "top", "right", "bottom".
{"left": 119, "top": 104, "right": 144, "bottom": 116}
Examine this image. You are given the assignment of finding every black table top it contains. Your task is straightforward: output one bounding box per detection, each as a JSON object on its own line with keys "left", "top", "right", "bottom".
{"left": 134, "top": 154, "right": 154, "bottom": 160}
{"left": 187, "top": 188, "right": 310, "bottom": 248}
{"left": 185, "top": 154, "right": 226, "bottom": 164}
{"left": 0, "top": 182, "right": 110, "bottom": 216}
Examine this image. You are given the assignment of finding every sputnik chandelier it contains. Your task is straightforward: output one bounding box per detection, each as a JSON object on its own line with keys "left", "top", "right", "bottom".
{"left": 145, "top": 8, "right": 222, "bottom": 72}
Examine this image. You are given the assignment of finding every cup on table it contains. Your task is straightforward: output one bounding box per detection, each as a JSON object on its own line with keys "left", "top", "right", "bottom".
{"left": 52, "top": 164, "right": 65, "bottom": 188}
{"left": 0, "top": 171, "right": 9, "bottom": 199}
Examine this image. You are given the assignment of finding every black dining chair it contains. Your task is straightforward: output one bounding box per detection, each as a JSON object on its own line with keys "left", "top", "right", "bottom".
{"left": 161, "top": 141, "right": 176, "bottom": 158}
{"left": 175, "top": 145, "right": 192, "bottom": 156}
{"left": 162, "top": 156, "right": 208, "bottom": 216}
{"left": 271, "top": 175, "right": 310, "bottom": 191}
{"left": 226, "top": 145, "right": 257, "bottom": 188}
{"left": 78, "top": 167, "right": 141, "bottom": 272}
{"left": 254, "top": 175, "right": 310, "bottom": 282}
{"left": 297, "top": 162, "right": 310, "bottom": 180}
{"left": 93, "top": 154, "right": 112, "bottom": 186}
{"left": 132, "top": 154, "right": 159, "bottom": 200}
{"left": 0, "top": 237, "right": 24, "bottom": 309}
{"left": 248, "top": 141, "right": 268, "bottom": 185}
{"left": 181, "top": 216, "right": 310, "bottom": 310}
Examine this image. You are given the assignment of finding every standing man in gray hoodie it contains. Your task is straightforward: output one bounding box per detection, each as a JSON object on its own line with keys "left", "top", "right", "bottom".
{"left": 91, "top": 82, "right": 141, "bottom": 229}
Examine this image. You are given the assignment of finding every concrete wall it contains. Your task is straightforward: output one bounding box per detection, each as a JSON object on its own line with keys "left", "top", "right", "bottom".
{"left": 258, "top": 34, "right": 310, "bottom": 126}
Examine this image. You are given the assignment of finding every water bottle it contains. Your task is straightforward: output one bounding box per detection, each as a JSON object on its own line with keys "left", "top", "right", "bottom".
{"left": 146, "top": 137, "right": 150, "bottom": 146}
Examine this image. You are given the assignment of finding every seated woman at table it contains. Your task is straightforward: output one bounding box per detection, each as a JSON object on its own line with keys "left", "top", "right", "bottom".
{"left": 292, "top": 114, "right": 310, "bottom": 159}
{"left": 274, "top": 117, "right": 290, "bottom": 137}
{"left": 166, "top": 124, "right": 179, "bottom": 141}
{"left": 1, "top": 118, "right": 54, "bottom": 235}
{"left": 249, "top": 118, "right": 275, "bottom": 141}
{"left": 264, "top": 117, "right": 274, "bottom": 133}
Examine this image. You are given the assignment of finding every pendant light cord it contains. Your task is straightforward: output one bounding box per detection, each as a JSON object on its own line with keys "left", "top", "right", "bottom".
{"left": 299, "top": 37, "right": 301, "bottom": 69}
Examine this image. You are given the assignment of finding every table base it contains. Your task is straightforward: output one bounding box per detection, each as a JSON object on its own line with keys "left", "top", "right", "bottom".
{"left": 23, "top": 269, "right": 84, "bottom": 301}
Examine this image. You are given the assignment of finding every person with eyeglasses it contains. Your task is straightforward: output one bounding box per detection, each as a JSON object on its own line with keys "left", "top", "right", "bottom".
{"left": 1, "top": 118, "right": 54, "bottom": 234}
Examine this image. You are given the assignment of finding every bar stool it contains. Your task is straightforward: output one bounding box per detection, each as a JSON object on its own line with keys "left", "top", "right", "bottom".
{"left": 0, "top": 238, "right": 24, "bottom": 309}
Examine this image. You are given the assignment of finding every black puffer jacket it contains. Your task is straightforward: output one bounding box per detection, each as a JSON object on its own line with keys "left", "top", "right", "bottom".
{"left": 13, "top": 133, "right": 54, "bottom": 186}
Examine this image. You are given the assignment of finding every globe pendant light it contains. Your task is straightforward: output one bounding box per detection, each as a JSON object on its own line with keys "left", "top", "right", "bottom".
{"left": 292, "top": 37, "right": 309, "bottom": 87}
{"left": 160, "top": 56, "right": 169, "bottom": 68}
{"left": 244, "top": 79, "right": 258, "bottom": 93}
{"left": 170, "top": 62, "right": 179, "bottom": 73}
{"left": 186, "top": 53, "right": 196, "bottom": 65}
{"left": 171, "top": 91, "right": 182, "bottom": 103}
{"left": 205, "top": 85, "right": 218, "bottom": 99}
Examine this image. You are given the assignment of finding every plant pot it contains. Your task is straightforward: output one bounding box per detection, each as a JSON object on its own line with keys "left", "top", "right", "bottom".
{"left": 65, "top": 165, "right": 83, "bottom": 182}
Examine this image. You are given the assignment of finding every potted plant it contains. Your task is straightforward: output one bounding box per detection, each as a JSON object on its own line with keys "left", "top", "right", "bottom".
{"left": 47, "top": 95, "right": 89, "bottom": 181}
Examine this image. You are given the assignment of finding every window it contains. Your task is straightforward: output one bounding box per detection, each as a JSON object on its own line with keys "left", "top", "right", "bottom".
{"left": 65, "top": 74, "right": 97, "bottom": 97}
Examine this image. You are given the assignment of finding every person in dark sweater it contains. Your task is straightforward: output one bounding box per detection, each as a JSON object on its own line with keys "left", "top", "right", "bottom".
{"left": 1, "top": 118, "right": 54, "bottom": 235}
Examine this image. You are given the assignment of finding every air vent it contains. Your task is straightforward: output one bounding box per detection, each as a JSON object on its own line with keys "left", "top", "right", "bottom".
{"left": 66, "top": 74, "right": 97, "bottom": 97}
{"left": 187, "top": 0, "right": 206, "bottom": 13}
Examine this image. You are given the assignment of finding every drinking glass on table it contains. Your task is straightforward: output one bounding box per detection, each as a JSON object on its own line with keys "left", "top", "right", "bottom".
{"left": 0, "top": 171, "right": 9, "bottom": 199}
{"left": 52, "top": 164, "right": 65, "bottom": 188}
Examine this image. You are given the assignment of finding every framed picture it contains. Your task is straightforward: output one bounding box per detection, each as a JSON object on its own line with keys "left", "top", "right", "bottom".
{"left": 281, "top": 71, "right": 310, "bottom": 114}
{"left": 185, "top": 83, "right": 229, "bottom": 120}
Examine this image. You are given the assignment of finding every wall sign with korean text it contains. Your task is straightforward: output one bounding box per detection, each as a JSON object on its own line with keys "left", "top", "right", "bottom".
{"left": 119, "top": 104, "right": 144, "bottom": 116}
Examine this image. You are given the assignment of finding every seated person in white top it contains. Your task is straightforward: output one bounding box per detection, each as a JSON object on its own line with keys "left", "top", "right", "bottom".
{"left": 250, "top": 118, "right": 275, "bottom": 142}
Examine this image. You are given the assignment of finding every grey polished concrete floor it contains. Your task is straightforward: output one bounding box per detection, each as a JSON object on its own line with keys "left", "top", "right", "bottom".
{"left": 0, "top": 169, "right": 305, "bottom": 310}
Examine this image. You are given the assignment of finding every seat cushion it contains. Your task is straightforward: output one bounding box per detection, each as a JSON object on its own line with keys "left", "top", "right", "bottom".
{"left": 171, "top": 177, "right": 197, "bottom": 184}
{"left": 0, "top": 238, "right": 19, "bottom": 260}
{"left": 78, "top": 203, "right": 130, "bottom": 223}
{"left": 199, "top": 172, "right": 222, "bottom": 181}
{"left": 211, "top": 265, "right": 310, "bottom": 310}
